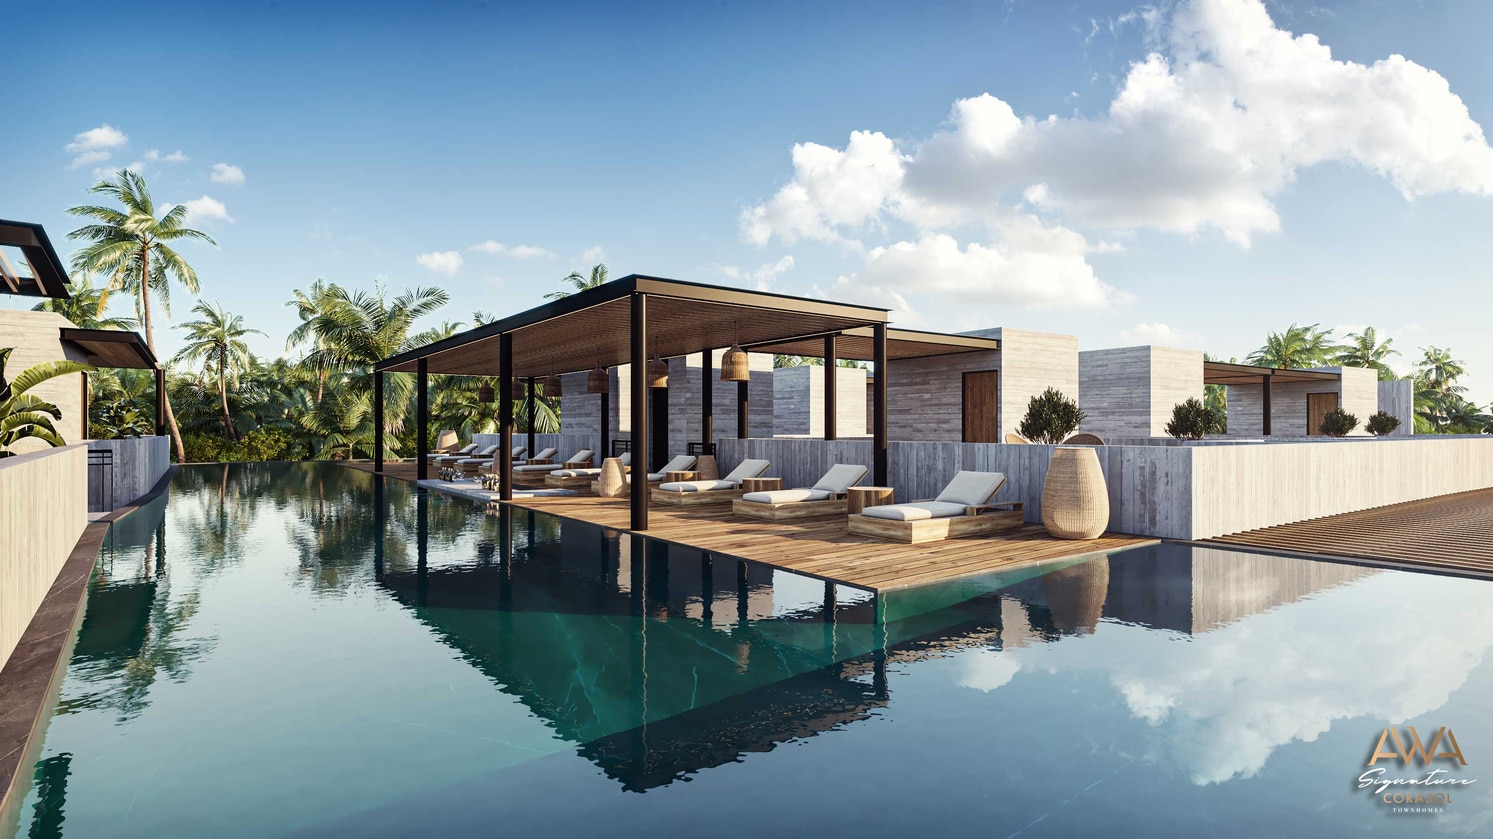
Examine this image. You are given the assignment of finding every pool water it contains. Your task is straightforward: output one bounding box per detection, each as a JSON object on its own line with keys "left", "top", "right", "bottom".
{"left": 6, "top": 462, "right": 1491, "bottom": 837}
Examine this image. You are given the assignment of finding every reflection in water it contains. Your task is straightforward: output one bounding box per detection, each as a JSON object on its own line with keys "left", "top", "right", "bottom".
{"left": 13, "top": 463, "right": 1492, "bottom": 838}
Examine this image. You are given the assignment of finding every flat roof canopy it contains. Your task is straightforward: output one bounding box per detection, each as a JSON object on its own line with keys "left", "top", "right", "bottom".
{"left": 0, "top": 219, "right": 71, "bottom": 299}
{"left": 1204, "top": 360, "right": 1341, "bottom": 386}
{"left": 376, "top": 275, "right": 890, "bottom": 376}
{"left": 746, "top": 326, "right": 1000, "bottom": 362}
{"left": 61, "top": 328, "right": 159, "bottom": 369}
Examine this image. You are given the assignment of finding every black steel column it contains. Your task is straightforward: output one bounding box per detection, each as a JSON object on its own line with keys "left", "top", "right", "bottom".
{"left": 1261, "top": 373, "right": 1273, "bottom": 437}
{"left": 373, "top": 371, "right": 384, "bottom": 472}
{"left": 81, "top": 371, "right": 90, "bottom": 440}
{"left": 823, "top": 334, "right": 838, "bottom": 441}
{"left": 630, "top": 293, "right": 649, "bottom": 530}
{"left": 499, "top": 333, "right": 514, "bottom": 501}
{"left": 525, "top": 376, "right": 536, "bottom": 459}
{"left": 154, "top": 366, "right": 166, "bottom": 438}
{"left": 737, "top": 379, "right": 749, "bottom": 439}
{"left": 701, "top": 349, "right": 714, "bottom": 453}
{"left": 600, "top": 385, "right": 611, "bottom": 458}
{"left": 872, "top": 322, "right": 888, "bottom": 486}
{"left": 416, "top": 359, "right": 429, "bottom": 480}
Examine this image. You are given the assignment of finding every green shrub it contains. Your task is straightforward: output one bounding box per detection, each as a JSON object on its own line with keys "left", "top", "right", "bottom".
{"left": 181, "top": 428, "right": 298, "bottom": 462}
{"left": 1017, "top": 388, "right": 1086, "bottom": 444}
{"left": 1365, "top": 411, "right": 1401, "bottom": 437}
{"left": 1165, "top": 397, "right": 1218, "bottom": 440}
{"left": 1319, "top": 408, "right": 1360, "bottom": 437}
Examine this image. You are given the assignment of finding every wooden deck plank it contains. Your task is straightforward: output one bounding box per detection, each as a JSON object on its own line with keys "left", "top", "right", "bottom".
{"left": 343, "top": 461, "right": 1158, "bottom": 592}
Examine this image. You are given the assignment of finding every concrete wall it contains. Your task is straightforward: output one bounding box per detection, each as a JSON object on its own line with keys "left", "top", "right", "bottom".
{"left": 0, "top": 445, "right": 87, "bottom": 671}
{"left": 1226, "top": 365, "right": 1379, "bottom": 437}
{"left": 1079, "top": 345, "right": 1204, "bottom": 439}
{"left": 989, "top": 328, "right": 1081, "bottom": 441}
{"left": 0, "top": 310, "right": 88, "bottom": 455}
{"left": 772, "top": 364, "right": 868, "bottom": 437}
{"left": 1377, "top": 379, "right": 1414, "bottom": 436}
{"left": 86, "top": 436, "right": 170, "bottom": 511}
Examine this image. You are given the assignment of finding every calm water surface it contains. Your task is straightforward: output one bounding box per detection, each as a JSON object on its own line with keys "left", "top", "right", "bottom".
{"left": 6, "top": 463, "right": 1490, "bottom": 837}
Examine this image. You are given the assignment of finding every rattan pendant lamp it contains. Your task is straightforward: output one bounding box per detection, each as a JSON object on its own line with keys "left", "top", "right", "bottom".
{"left": 477, "top": 381, "right": 494, "bottom": 405}
{"left": 721, "top": 322, "right": 749, "bottom": 382}
{"left": 586, "top": 361, "right": 608, "bottom": 394}
{"left": 544, "top": 373, "right": 562, "bottom": 397}
{"left": 647, "top": 355, "right": 668, "bottom": 388}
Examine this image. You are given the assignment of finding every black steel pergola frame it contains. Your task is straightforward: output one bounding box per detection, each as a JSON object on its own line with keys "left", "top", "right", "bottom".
{"left": 1203, "top": 360, "right": 1341, "bottom": 437}
{"left": 58, "top": 328, "right": 166, "bottom": 439}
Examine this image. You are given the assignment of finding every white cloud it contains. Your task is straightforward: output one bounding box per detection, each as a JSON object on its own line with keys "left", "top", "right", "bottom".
{"left": 145, "top": 149, "right": 187, "bottom": 163}
{"left": 468, "top": 240, "right": 507, "bottom": 254}
{"left": 210, "top": 163, "right": 245, "bottom": 185}
{"left": 579, "top": 246, "right": 606, "bottom": 263}
{"left": 468, "top": 240, "right": 553, "bottom": 258}
{"left": 1123, "top": 322, "right": 1204, "bottom": 346}
{"left": 416, "top": 250, "right": 463, "bottom": 276}
{"left": 717, "top": 255, "right": 795, "bottom": 291}
{"left": 744, "top": 0, "right": 1493, "bottom": 309}
{"left": 179, "top": 195, "right": 234, "bottom": 223}
{"left": 65, "top": 124, "right": 128, "bottom": 168}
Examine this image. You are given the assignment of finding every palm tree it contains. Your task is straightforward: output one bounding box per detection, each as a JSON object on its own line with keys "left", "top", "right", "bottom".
{"left": 1334, "top": 327, "right": 1399, "bottom": 380}
{"left": 0, "top": 348, "right": 93, "bottom": 456}
{"left": 67, "top": 169, "right": 217, "bottom": 460}
{"left": 172, "top": 302, "right": 264, "bottom": 441}
{"left": 1247, "top": 323, "right": 1337, "bottom": 369}
{"left": 1417, "top": 346, "right": 1466, "bottom": 393}
{"left": 286, "top": 279, "right": 336, "bottom": 400}
{"left": 31, "top": 273, "right": 136, "bottom": 331}
{"left": 544, "top": 263, "right": 608, "bottom": 300}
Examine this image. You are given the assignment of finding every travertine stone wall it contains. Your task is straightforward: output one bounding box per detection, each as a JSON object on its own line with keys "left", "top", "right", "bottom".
{"left": 1377, "top": 379, "right": 1414, "bottom": 435}
{"left": 1079, "top": 345, "right": 1204, "bottom": 439}
{"left": 0, "top": 310, "right": 88, "bottom": 454}
{"left": 0, "top": 445, "right": 87, "bottom": 671}
{"left": 771, "top": 364, "right": 868, "bottom": 437}
{"left": 989, "top": 328, "right": 1081, "bottom": 440}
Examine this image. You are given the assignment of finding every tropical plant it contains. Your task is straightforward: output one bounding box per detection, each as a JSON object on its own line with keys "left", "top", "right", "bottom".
{"left": 0, "top": 348, "right": 93, "bottom": 456}
{"left": 1247, "top": 323, "right": 1337, "bottom": 370}
{"left": 1365, "top": 411, "right": 1401, "bottom": 437}
{"left": 1202, "top": 353, "right": 1231, "bottom": 433}
{"left": 543, "top": 263, "right": 609, "bottom": 300}
{"left": 1334, "top": 327, "right": 1399, "bottom": 380}
{"left": 1318, "top": 408, "right": 1359, "bottom": 438}
{"left": 773, "top": 354, "right": 865, "bottom": 369}
{"left": 1165, "top": 397, "right": 1217, "bottom": 440}
{"left": 1016, "top": 387, "right": 1085, "bottom": 444}
{"left": 67, "top": 169, "right": 217, "bottom": 460}
{"left": 173, "top": 301, "right": 264, "bottom": 441}
{"left": 31, "top": 273, "right": 136, "bottom": 330}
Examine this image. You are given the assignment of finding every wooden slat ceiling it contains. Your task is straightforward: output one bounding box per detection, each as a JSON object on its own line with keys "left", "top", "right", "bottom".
{"left": 385, "top": 293, "right": 885, "bottom": 376}
{"left": 1203, "top": 361, "right": 1340, "bottom": 385}
{"left": 60, "top": 329, "right": 158, "bottom": 369}
{"left": 749, "top": 327, "right": 1000, "bottom": 361}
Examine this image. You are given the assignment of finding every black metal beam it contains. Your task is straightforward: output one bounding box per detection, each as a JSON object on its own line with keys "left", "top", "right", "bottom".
{"left": 600, "top": 383, "right": 611, "bottom": 463}
{"left": 499, "top": 333, "right": 514, "bottom": 501}
{"left": 872, "top": 322, "right": 888, "bottom": 486}
{"left": 416, "top": 359, "right": 429, "bottom": 480}
{"left": 824, "top": 334, "right": 838, "bottom": 441}
{"left": 737, "top": 378, "right": 749, "bottom": 439}
{"left": 81, "top": 371, "right": 90, "bottom": 440}
{"left": 154, "top": 366, "right": 166, "bottom": 438}
{"left": 525, "top": 376, "right": 536, "bottom": 460}
{"left": 630, "top": 293, "right": 649, "bottom": 530}
{"left": 373, "top": 372, "right": 384, "bottom": 472}
{"left": 1261, "top": 372, "right": 1273, "bottom": 437}
{"left": 701, "top": 348, "right": 714, "bottom": 453}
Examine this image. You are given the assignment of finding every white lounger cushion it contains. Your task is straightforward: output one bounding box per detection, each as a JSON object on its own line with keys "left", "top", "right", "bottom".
{"left": 812, "top": 464, "right": 869, "bottom": 493}
{"left": 742, "top": 488, "right": 832, "bottom": 504}
{"left": 935, "top": 471, "right": 1007, "bottom": 507}
{"left": 723, "top": 459, "right": 771, "bottom": 482}
{"left": 659, "top": 479, "right": 737, "bottom": 493}
{"left": 513, "top": 463, "right": 563, "bottom": 473}
{"left": 511, "top": 445, "right": 528, "bottom": 458}
{"left": 859, "top": 501, "right": 968, "bottom": 521}
{"left": 552, "top": 467, "right": 602, "bottom": 477}
{"left": 438, "top": 444, "right": 495, "bottom": 463}
{"left": 430, "top": 443, "right": 478, "bottom": 460}
{"left": 533, "top": 447, "right": 559, "bottom": 460}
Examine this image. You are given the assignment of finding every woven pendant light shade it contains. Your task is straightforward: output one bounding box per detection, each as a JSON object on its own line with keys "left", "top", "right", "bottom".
{"left": 721, "top": 344, "right": 749, "bottom": 382}
{"left": 544, "top": 373, "right": 562, "bottom": 397}
{"left": 477, "top": 382, "right": 494, "bottom": 405}
{"left": 647, "top": 356, "right": 668, "bottom": 389}
{"left": 511, "top": 379, "right": 527, "bottom": 401}
{"left": 586, "top": 365, "right": 608, "bottom": 394}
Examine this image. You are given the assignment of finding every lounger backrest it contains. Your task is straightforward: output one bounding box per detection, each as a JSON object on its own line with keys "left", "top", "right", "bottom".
{"left": 618, "top": 451, "right": 633, "bottom": 466}
{"left": 723, "top": 459, "right": 771, "bottom": 482}
{"left": 511, "top": 445, "right": 527, "bottom": 457}
{"left": 473, "top": 444, "right": 499, "bottom": 457}
{"left": 812, "top": 464, "right": 869, "bottom": 494}
{"left": 566, "top": 449, "right": 595, "bottom": 465}
{"left": 453, "top": 443, "right": 478, "bottom": 455}
{"left": 935, "top": 471, "right": 1006, "bottom": 507}
{"left": 535, "top": 447, "right": 558, "bottom": 460}
{"left": 658, "top": 454, "right": 695, "bottom": 473}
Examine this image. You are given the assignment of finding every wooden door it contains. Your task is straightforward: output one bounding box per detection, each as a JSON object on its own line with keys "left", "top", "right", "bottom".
{"left": 1307, "top": 392, "right": 1339, "bottom": 436}
{"left": 963, "top": 371, "right": 1000, "bottom": 443}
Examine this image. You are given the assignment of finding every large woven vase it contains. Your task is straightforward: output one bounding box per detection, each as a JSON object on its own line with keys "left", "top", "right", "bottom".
{"left": 1041, "top": 447, "right": 1109, "bottom": 540}
{"left": 598, "top": 457, "right": 627, "bottom": 498}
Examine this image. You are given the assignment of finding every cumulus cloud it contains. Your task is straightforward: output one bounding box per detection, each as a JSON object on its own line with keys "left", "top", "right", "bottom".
{"left": 417, "top": 250, "right": 463, "bottom": 276}
{"left": 468, "top": 241, "right": 553, "bottom": 258}
{"left": 1122, "top": 322, "right": 1204, "bottom": 346}
{"left": 179, "top": 195, "right": 234, "bottom": 223}
{"left": 718, "top": 255, "right": 795, "bottom": 291}
{"left": 65, "top": 124, "right": 128, "bottom": 168}
{"left": 210, "top": 163, "right": 245, "bottom": 185}
{"left": 145, "top": 149, "right": 187, "bottom": 163}
{"left": 579, "top": 245, "right": 606, "bottom": 263}
{"left": 744, "top": 0, "right": 1493, "bottom": 308}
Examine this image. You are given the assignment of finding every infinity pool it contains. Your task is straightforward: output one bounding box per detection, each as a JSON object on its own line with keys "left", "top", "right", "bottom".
{"left": 6, "top": 463, "right": 1490, "bottom": 837}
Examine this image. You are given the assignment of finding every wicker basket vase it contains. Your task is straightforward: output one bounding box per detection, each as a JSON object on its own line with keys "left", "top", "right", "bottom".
{"left": 1041, "top": 446, "right": 1110, "bottom": 540}
{"left": 695, "top": 454, "right": 720, "bottom": 481}
{"left": 598, "top": 457, "right": 628, "bottom": 498}
{"left": 1041, "top": 558, "right": 1110, "bottom": 634}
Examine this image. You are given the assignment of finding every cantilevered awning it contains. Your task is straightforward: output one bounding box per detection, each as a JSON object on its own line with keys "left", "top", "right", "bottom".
{"left": 60, "top": 328, "right": 159, "bottom": 369}
{"left": 746, "top": 326, "right": 1000, "bottom": 361}
{"left": 375, "top": 275, "right": 890, "bottom": 376}
{"left": 0, "top": 219, "right": 70, "bottom": 299}
{"left": 1203, "top": 360, "right": 1341, "bottom": 385}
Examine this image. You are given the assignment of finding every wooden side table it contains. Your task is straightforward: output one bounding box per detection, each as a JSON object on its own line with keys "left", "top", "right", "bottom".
{"left": 847, "top": 486, "right": 894, "bottom": 515}
{"left": 741, "top": 477, "right": 783, "bottom": 494}
{"left": 665, "top": 470, "right": 699, "bottom": 483}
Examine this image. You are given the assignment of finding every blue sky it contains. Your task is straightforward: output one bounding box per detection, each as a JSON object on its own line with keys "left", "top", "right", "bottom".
{"left": 6, "top": 0, "right": 1493, "bottom": 402}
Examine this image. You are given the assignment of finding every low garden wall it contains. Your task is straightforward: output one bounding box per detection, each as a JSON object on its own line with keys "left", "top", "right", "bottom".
{"left": 86, "top": 436, "right": 170, "bottom": 511}
{"left": 0, "top": 445, "right": 87, "bottom": 671}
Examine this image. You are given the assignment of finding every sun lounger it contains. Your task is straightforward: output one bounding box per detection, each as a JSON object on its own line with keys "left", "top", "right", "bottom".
{"left": 435, "top": 443, "right": 494, "bottom": 465}
{"left": 848, "top": 470, "right": 1023, "bottom": 544}
{"left": 732, "top": 463, "right": 868, "bottom": 521}
{"left": 514, "top": 449, "right": 593, "bottom": 476}
{"left": 546, "top": 452, "right": 632, "bottom": 488}
{"left": 653, "top": 458, "right": 770, "bottom": 506}
{"left": 428, "top": 442, "right": 477, "bottom": 463}
{"left": 457, "top": 444, "right": 528, "bottom": 474}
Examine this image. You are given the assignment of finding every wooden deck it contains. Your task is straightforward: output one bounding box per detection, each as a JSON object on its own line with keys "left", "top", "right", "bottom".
{"left": 1210, "top": 488, "right": 1493, "bottom": 578}
{"left": 343, "top": 461, "right": 1157, "bottom": 592}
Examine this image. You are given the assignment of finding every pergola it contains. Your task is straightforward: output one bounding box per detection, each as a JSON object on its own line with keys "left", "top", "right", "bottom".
{"left": 60, "top": 328, "right": 165, "bottom": 438}
{"left": 374, "top": 276, "right": 892, "bottom": 529}
{"left": 0, "top": 219, "right": 71, "bottom": 299}
{"left": 1203, "top": 360, "right": 1341, "bottom": 436}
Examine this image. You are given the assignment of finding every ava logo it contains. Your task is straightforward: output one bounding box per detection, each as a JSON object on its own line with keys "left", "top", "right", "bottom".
{"left": 1357, "top": 726, "right": 1476, "bottom": 814}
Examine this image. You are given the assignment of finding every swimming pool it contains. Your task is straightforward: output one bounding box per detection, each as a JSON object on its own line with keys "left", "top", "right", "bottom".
{"left": 6, "top": 462, "right": 1490, "bottom": 837}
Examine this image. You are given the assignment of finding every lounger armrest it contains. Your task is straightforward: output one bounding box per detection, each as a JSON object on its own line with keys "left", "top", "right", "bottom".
{"left": 964, "top": 501, "right": 1024, "bottom": 516}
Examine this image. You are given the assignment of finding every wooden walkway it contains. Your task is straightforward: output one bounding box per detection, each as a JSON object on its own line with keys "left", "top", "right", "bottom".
{"left": 343, "top": 461, "right": 1157, "bottom": 592}
{"left": 1210, "top": 488, "right": 1493, "bottom": 578}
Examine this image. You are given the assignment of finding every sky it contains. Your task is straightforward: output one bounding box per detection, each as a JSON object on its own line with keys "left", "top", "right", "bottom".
{"left": 6, "top": 0, "right": 1493, "bottom": 403}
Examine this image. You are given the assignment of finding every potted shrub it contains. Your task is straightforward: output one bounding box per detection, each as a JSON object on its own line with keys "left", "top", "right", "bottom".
{"left": 1165, "top": 397, "right": 1217, "bottom": 440}
{"left": 1319, "top": 408, "right": 1360, "bottom": 438}
{"left": 1365, "top": 411, "right": 1401, "bottom": 437}
{"left": 1017, "top": 388, "right": 1086, "bottom": 444}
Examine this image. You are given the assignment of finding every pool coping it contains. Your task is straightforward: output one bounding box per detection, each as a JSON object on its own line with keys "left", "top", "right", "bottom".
{"left": 0, "top": 467, "right": 175, "bottom": 827}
